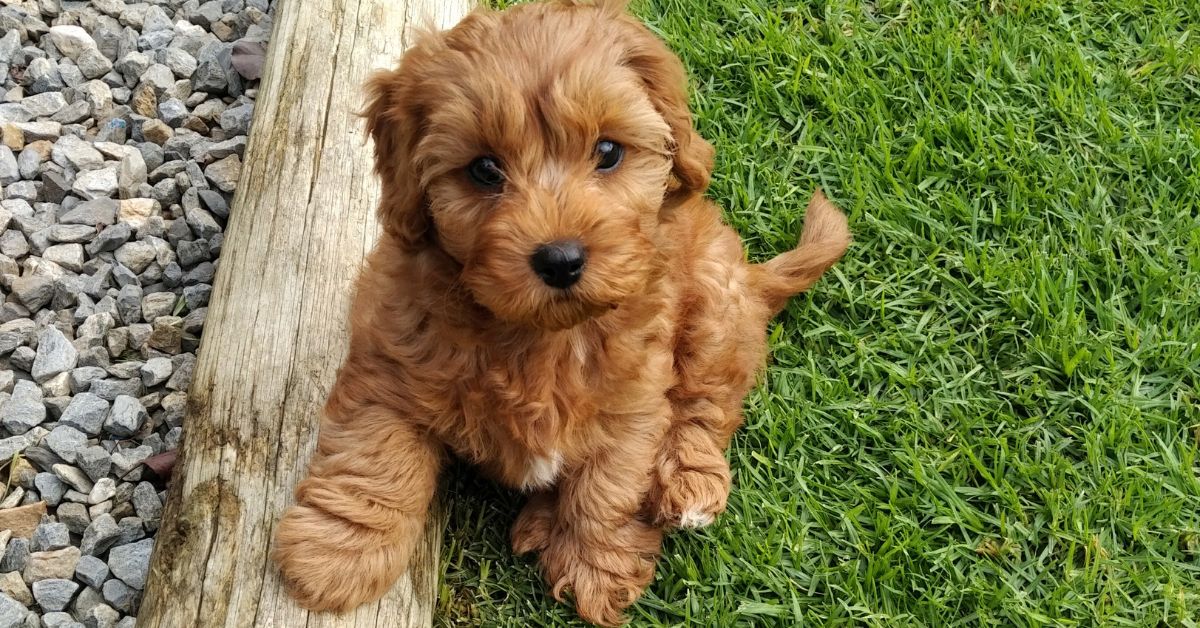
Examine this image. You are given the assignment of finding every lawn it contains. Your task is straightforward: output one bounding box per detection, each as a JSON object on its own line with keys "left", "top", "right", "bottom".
{"left": 436, "top": 0, "right": 1200, "bottom": 625}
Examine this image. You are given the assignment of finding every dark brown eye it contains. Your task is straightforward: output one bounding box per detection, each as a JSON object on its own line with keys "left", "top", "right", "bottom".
{"left": 595, "top": 140, "right": 623, "bottom": 172}
{"left": 467, "top": 156, "right": 505, "bottom": 189}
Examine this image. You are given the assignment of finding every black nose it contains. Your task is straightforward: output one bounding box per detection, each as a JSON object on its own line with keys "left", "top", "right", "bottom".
{"left": 530, "top": 240, "right": 586, "bottom": 289}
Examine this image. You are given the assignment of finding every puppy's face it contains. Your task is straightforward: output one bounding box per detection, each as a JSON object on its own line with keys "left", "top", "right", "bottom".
{"left": 366, "top": 0, "right": 713, "bottom": 330}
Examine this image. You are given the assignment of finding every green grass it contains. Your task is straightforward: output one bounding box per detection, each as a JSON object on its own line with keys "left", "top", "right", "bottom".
{"left": 437, "top": 1, "right": 1200, "bottom": 625}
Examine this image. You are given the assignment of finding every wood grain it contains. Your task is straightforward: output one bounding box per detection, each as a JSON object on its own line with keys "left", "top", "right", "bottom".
{"left": 138, "top": 0, "right": 473, "bottom": 625}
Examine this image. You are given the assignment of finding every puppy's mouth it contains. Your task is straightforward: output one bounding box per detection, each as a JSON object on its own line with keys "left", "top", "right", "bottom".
{"left": 462, "top": 269, "right": 630, "bottom": 331}
{"left": 528, "top": 288, "right": 621, "bottom": 330}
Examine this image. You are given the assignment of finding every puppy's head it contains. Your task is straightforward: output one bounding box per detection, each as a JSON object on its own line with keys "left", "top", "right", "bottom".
{"left": 365, "top": 0, "right": 713, "bottom": 330}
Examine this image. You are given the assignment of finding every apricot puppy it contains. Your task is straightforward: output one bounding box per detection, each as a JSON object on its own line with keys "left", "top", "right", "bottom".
{"left": 271, "top": 0, "right": 851, "bottom": 624}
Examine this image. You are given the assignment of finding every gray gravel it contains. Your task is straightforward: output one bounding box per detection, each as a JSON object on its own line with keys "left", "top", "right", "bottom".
{"left": 30, "top": 524, "right": 69, "bottom": 553}
{"left": 0, "top": 381, "right": 44, "bottom": 435}
{"left": 0, "top": 0, "right": 270, "bottom": 623}
{"left": 31, "top": 578, "right": 78, "bottom": 612}
{"left": 71, "top": 556, "right": 106, "bottom": 591}
{"left": 99, "top": 578, "right": 135, "bottom": 614}
{"left": 78, "top": 514, "right": 117, "bottom": 558}
{"left": 57, "top": 394, "right": 106, "bottom": 436}
{"left": 105, "top": 539, "right": 150, "bottom": 590}
{"left": 0, "top": 592, "right": 34, "bottom": 627}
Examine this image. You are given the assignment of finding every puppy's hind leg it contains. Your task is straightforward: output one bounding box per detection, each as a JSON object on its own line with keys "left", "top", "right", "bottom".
{"left": 273, "top": 373, "right": 444, "bottom": 612}
{"left": 653, "top": 189, "right": 850, "bottom": 530}
{"left": 649, "top": 397, "right": 736, "bottom": 529}
{"left": 650, "top": 213, "right": 769, "bottom": 530}
{"left": 511, "top": 490, "right": 556, "bottom": 555}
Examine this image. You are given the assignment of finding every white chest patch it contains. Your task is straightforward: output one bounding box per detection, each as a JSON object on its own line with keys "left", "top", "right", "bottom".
{"left": 521, "top": 451, "right": 563, "bottom": 490}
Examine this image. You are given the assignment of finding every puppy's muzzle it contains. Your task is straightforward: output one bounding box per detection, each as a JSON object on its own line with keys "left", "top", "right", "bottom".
{"left": 530, "top": 240, "right": 586, "bottom": 289}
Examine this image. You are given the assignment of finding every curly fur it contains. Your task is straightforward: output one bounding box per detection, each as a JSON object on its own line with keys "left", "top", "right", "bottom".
{"left": 271, "top": 1, "right": 851, "bottom": 624}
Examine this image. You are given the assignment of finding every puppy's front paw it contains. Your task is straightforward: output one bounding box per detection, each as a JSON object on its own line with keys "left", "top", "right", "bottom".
{"left": 512, "top": 492, "right": 555, "bottom": 555}
{"left": 272, "top": 504, "right": 406, "bottom": 612}
{"left": 540, "top": 520, "right": 662, "bottom": 626}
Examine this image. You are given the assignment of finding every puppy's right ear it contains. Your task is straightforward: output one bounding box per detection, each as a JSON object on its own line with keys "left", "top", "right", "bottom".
{"left": 364, "top": 67, "right": 430, "bottom": 250}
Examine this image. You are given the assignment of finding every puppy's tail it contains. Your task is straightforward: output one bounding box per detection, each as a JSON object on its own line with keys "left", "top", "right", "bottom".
{"left": 754, "top": 188, "right": 851, "bottom": 313}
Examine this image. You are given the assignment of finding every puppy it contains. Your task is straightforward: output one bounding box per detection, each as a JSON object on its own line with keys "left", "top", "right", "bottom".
{"left": 271, "top": 0, "right": 850, "bottom": 625}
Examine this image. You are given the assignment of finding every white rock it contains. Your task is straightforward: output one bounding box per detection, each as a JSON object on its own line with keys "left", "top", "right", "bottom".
{"left": 88, "top": 478, "right": 116, "bottom": 505}
{"left": 31, "top": 327, "right": 78, "bottom": 384}
{"left": 42, "top": 243, "right": 84, "bottom": 272}
{"left": 20, "top": 92, "right": 66, "bottom": 118}
{"left": 52, "top": 135, "right": 104, "bottom": 171}
{"left": 73, "top": 167, "right": 119, "bottom": 200}
{"left": 117, "top": 198, "right": 155, "bottom": 229}
{"left": 48, "top": 25, "right": 98, "bottom": 60}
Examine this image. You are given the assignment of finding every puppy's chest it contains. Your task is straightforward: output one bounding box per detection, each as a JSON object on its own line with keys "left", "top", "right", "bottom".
{"left": 452, "top": 332, "right": 629, "bottom": 488}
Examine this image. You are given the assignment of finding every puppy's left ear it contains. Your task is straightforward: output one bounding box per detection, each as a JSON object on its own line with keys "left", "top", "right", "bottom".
{"left": 618, "top": 21, "right": 715, "bottom": 198}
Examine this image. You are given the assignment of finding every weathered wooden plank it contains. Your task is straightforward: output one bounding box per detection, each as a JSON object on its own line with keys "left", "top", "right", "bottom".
{"left": 138, "top": 0, "right": 473, "bottom": 625}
